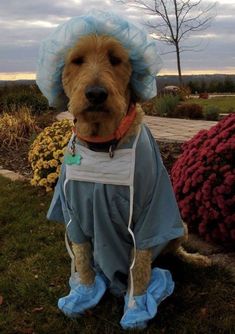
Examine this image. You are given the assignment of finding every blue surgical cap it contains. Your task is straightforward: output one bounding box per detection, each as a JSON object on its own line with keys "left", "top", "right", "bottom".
{"left": 36, "top": 9, "right": 162, "bottom": 109}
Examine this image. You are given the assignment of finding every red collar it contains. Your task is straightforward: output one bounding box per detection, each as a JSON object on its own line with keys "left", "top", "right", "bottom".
{"left": 73, "top": 104, "right": 137, "bottom": 144}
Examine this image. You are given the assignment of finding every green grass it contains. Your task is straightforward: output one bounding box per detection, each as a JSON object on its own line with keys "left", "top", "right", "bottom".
{"left": 185, "top": 96, "right": 235, "bottom": 114}
{"left": 0, "top": 175, "right": 234, "bottom": 333}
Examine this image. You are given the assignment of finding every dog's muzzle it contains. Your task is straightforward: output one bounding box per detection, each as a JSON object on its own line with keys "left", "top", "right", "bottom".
{"left": 85, "top": 86, "right": 108, "bottom": 106}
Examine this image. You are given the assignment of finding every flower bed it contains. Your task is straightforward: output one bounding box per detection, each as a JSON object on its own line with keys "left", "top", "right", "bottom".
{"left": 171, "top": 113, "right": 235, "bottom": 249}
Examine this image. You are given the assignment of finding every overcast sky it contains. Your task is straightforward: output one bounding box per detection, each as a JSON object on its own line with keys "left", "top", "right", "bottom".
{"left": 0, "top": 0, "right": 234, "bottom": 79}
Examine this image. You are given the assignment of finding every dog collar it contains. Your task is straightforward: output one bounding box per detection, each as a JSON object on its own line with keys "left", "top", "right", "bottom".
{"left": 73, "top": 104, "right": 137, "bottom": 145}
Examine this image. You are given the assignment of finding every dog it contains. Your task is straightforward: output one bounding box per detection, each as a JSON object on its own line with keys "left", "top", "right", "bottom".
{"left": 38, "top": 11, "right": 211, "bottom": 329}
{"left": 62, "top": 33, "right": 210, "bottom": 291}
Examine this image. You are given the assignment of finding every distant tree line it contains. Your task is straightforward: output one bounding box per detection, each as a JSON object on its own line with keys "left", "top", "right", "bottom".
{"left": 188, "top": 77, "right": 235, "bottom": 94}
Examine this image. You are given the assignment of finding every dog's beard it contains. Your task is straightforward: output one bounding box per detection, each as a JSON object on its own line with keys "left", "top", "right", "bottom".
{"left": 73, "top": 109, "right": 123, "bottom": 137}
{"left": 89, "top": 122, "right": 100, "bottom": 136}
{"left": 83, "top": 105, "right": 110, "bottom": 113}
{"left": 69, "top": 91, "right": 129, "bottom": 137}
{"left": 79, "top": 108, "right": 115, "bottom": 123}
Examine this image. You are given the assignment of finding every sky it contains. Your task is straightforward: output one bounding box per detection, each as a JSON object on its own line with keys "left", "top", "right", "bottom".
{"left": 0, "top": 0, "right": 234, "bottom": 80}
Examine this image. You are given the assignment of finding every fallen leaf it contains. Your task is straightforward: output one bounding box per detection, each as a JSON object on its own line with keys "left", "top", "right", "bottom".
{"left": 0, "top": 295, "right": 3, "bottom": 305}
{"left": 200, "top": 307, "right": 208, "bottom": 318}
{"left": 32, "top": 306, "right": 44, "bottom": 313}
{"left": 84, "top": 309, "right": 93, "bottom": 317}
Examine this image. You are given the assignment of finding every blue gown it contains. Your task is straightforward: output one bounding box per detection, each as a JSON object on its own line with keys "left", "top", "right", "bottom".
{"left": 47, "top": 124, "right": 184, "bottom": 295}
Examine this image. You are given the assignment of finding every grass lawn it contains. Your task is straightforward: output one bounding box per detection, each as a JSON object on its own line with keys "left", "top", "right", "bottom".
{"left": 185, "top": 96, "right": 235, "bottom": 114}
{"left": 0, "top": 175, "right": 234, "bottom": 334}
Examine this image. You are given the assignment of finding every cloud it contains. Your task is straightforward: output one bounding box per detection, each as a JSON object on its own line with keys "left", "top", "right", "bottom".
{"left": 0, "top": 0, "right": 234, "bottom": 74}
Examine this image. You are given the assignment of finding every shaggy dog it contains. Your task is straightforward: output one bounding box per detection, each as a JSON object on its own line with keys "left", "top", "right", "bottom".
{"left": 38, "top": 12, "right": 211, "bottom": 329}
{"left": 61, "top": 34, "right": 210, "bottom": 295}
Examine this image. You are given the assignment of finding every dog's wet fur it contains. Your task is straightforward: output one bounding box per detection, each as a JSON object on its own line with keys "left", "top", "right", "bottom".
{"left": 62, "top": 34, "right": 211, "bottom": 295}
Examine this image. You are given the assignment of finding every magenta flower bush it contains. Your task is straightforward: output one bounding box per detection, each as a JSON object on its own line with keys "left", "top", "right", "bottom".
{"left": 171, "top": 113, "right": 235, "bottom": 249}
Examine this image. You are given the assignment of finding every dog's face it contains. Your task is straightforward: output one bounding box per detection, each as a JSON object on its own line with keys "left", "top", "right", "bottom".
{"left": 62, "top": 35, "right": 132, "bottom": 137}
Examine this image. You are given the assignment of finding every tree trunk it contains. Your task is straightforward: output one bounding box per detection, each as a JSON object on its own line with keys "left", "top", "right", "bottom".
{"left": 175, "top": 43, "right": 183, "bottom": 86}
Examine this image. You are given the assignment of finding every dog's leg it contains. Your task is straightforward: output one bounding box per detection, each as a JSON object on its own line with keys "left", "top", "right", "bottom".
{"left": 72, "top": 242, "right": 95, "bottom": 285}
{"left": 129, "top": 249, "right": 152, "bottom": 296}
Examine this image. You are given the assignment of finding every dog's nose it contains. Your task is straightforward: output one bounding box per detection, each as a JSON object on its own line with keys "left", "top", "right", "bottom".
{"left": 85, "top": 86, "right": 108, "bottom": 105}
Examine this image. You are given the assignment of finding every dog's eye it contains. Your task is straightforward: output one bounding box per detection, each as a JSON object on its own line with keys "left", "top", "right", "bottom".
{"left": 72, "top": 57, "right": 84, "bottom": 66}
{"left": 109, "top": 53, "right": 122, "bottom": 66}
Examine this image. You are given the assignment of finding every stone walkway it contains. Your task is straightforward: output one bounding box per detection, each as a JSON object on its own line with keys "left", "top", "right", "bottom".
{"left": 57, "top": 111, "right": 217, "bottom": 142}
{"left": 144, "top": 116, "right": 217, "bottom": 142}
{"left": 0, "top": 167, "right": 27, "bottom": 182}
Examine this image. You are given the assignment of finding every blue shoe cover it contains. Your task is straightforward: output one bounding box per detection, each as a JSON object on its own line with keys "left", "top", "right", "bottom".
{"left": 120, "top": 268, "right": 174, "bottom": 330}
{"left": 58, "top": 272, "right": 107, "bottom": 317}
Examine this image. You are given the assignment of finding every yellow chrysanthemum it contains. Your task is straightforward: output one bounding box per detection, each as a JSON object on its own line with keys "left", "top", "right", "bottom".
{"left": 47, "top": 172, "right": 58, "bottom": 184}
{"left": 48, "top": 143, "right": 55, "bottom": 151}
{"left": 49, "top": 159, "right": 59, "bottom": 168}
{"left": 36, "top": 159, "right": 44, "bottom": 169}
{"left": 30, "top": 179, "right": 37, "bottom": 186}
{"left": 34, "top": 174, "right": 41, "bottom": 181}
{"left": 43, "top": 161, "right": 50, "bottom": 169}
{"left": 56, "top": 165, "right": 61, "bottom": 174}
{"left": 39, "top": 178, "right": 48, "bottom": 187}
{"left": 53, "top": 151, "right": 61, "bottom": 160}
{"left": 29, "top": 119, "right": 72, "bottom": 191}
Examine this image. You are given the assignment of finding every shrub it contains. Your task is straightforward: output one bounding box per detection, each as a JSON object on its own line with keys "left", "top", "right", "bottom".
{"left": 0, "top": 93, "right": 49, "bottom": 115}
{"left": 161, "top": 86, "right": 191, "bottom": 101}
{"left": 141, "top": 95, "right": 180, "bottom": 117}
{"left": 172, "top": 103, "right": 203, "bottom": 119}
{"left": 199, "top": 92, "right": 209, "bottom": 99}
{"left": 204, "top": 106, "right": 220, "bottom": 121}
{"left": 177, "top": 86, "right": 191, "bottom": 101}
{"left": 155, "top": 95, "right": 181, "bottom": 117}
{"left": 141, "top": 97, "right": 157, "bottom": 115}
{"left": 0, "top": 106, "right": 38, "bottom": 149}
{"left": 0, "top": 84, "right": 49, "bottom": 115}
{"left": 171, "top": 113, "right": 235, "bottom": 249}
{"left": 28, "top": 119, "right": 72, "bottom": 192}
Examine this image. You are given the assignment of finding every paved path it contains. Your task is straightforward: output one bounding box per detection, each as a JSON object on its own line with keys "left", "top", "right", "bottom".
{"left": 57, "top": 111, "right": 217, "bottom": 143}
{"left": 0, "top": 167, "right": 27, "bottom": 181}
{"left": 144, "top": 116, "right": 217, "bottom": 142}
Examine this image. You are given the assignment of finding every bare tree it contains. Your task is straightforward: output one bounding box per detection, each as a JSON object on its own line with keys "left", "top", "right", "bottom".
{"left": 117, "top": 0, "right": 216, "bottom": 85}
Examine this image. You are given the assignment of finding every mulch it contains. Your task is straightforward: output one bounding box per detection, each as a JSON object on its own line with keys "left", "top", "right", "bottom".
{"left": 0, "top": 111, "right": 56, "bottom": 178}
{"left": 0, "top": 143, "right": 33, "bottom": 178}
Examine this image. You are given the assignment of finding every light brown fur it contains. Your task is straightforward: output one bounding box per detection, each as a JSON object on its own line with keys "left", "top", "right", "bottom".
{"left": 62, "top": 34, "right": 211, "bottom": 296}
{"left": 62, "top": 35, "right": 132, "bottom": 138}
{"left": 72, "top": 242, "right": 95, "bottom": 285}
